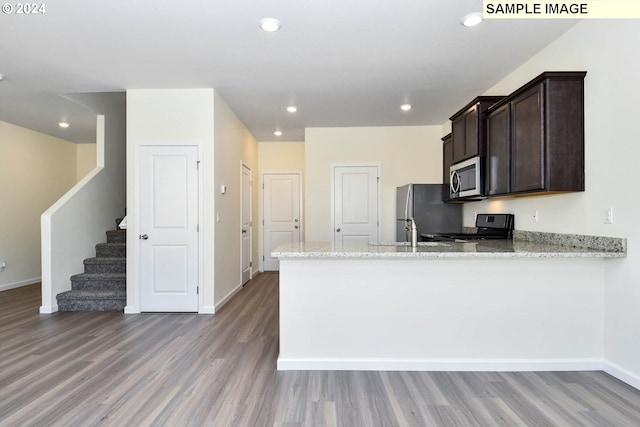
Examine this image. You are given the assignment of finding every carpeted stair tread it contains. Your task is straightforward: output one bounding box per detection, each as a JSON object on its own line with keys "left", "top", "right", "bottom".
{"left": 95, "top": 243, "right": 126, "bottom": 258}
{"left": 57, "top": 289, "right": 126, "bottom": 300}
{"left": 84, "top": 257, "right": 126, "bottom": 274}
{"left": 106, "top": 229, "right": 126, "bottom": 244}
{"left": 71, "top": 272, "right": 126, "bottom": 280}
{"left": 57, "top": 289, "right": 126, "bottom": 312}
{"left": 70, "top": 273, "right": 126, "bottom": 291}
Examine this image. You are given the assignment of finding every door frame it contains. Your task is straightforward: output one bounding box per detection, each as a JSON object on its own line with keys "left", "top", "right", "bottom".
{"left": 129, "top": 140, "right": 203, "bottom": 314}
{"left": 260, "top": 171, "right": 303, "bottom": 272}
{"left": 240, "top": 162, "right": 253, "bottom": 284}
{"left": 330, "top": 163, "right": 382, "bottom": 244}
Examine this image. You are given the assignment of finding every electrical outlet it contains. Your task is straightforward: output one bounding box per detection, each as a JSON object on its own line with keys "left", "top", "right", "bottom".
{"left": 0, "top": 261, "right": 6, "bottom": 272}
{"left": 531, "top": 210, "right": 539, "bottom": 223}
{"left": 604, "top": 207, "right": 614, "bottom": 224}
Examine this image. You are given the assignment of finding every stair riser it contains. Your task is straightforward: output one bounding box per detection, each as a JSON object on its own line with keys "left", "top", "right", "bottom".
{"left": 84, "top": 261, "right": 126, "bottom": 274}
{"left": 106, "top": 230, "right": 126, "bottom": 244}
{"left": 71, "top": 279, "right": 126, "bottom": 292}
{"left": 96, "top": 244, "right": 126, "bottom": 258}
{"left": 57, "top": 299, "right": 126, "bottom": 312}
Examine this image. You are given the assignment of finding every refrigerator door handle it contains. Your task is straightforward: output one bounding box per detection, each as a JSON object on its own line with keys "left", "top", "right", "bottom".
{"left": 404, "top": 184, "right": 412, "bottom": 220}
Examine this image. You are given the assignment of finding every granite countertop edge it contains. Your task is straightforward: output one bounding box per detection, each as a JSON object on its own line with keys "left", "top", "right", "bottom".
{"left": 272, "top": 232, "right": 627, "bottom": 260}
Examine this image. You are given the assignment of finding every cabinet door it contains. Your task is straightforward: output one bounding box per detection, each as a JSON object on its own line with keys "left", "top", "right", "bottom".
{"left": 511, "top": 84, "right": 544, "bottom": 193}
{"left": 442, "top": 134, "right": 453, "bottom": 200}
{"left": 486, "top": 104, "right": 510, "bottom": 195}
{"left": 451, "top": 116, "right": 465, "bottom": 163}
{"left": 464, "top": 105, "right": 479, "bottom": 158}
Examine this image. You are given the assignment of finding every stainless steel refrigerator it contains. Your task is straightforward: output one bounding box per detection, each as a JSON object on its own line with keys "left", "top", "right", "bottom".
{"left": 396, "top": 184, "right": 462, "bottom": 241}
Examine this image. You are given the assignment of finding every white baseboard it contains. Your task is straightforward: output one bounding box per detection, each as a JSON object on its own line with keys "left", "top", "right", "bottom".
{"left": 124, "top": 305, "right": 140, "bottom": 314}
{"left": 39, "top": 304, "right": 58, "bottom": 314}
{"left": 214, "top": 283, "right": 243, "bottom": 311}
{"left": 199, "top": 306, "right": 215, "bottom": 314}
{"left": 1, "top": 277, "right": 41, "bottom": 292}
{"left": 277, "top": 357, "right": 604, "bottom": 372}
{"left": 604, "top": 361, "right": 640, "bottom": 391}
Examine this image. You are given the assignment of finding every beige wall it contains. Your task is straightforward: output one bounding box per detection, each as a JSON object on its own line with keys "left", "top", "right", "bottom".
{"left": 213, "top": 92, "right": 258, "bottom": 308}
{"left": 76, "top": 143, "right": 97, "bottom": 181}
{"left": 462, "top": 20, "right": 639, "bottom": 385}
{"left": 258, "top": 141, "right": 305, "bottom": 173}
{"left": 0, "top": 120, "right": 78, "bottom": 291}
{"left": 305, "top": 126, "right": 443, "bottom": 242}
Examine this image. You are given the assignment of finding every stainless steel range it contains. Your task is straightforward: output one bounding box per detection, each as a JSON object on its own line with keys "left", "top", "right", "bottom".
{"left": 421, "top": 213, "right": 514, "bottom": 242}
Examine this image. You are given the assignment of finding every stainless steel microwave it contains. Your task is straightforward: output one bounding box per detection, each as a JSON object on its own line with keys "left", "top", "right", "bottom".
{"left": 450, "top": 156, "right": 483, "bottom": 199}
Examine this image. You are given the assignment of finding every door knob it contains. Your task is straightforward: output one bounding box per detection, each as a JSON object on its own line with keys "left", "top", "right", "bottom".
{"left": 295, "top": 225, "right": 299, "bottom": 229}
{"left": 139, "top": 234, "right": 149, "bottom": 240}
{"left": 295, "top": 219, "right": 299, "bottom": 222}
{"left": 336, "top": 228, "right": 341, "bottom": 232}
{"left": 242, "top": 229, "right": 247, "bottom": 234}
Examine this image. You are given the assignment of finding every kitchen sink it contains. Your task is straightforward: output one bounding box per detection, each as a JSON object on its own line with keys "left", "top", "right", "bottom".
{"left": 368, "top": 242, "right": 449, "bottom": 247}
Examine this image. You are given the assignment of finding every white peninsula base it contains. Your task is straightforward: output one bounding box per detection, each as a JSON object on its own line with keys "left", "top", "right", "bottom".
{"left": 278, "top": 257, "right": 605, "bottom": 372}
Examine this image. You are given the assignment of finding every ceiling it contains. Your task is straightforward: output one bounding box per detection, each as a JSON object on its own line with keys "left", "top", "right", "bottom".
{"left": 0, "top": 1, "right": 578, "bottom": 143}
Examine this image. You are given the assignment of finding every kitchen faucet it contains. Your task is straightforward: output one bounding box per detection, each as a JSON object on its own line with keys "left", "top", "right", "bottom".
{"left": 405, "top": 217, "right": 418, "bottom": 248}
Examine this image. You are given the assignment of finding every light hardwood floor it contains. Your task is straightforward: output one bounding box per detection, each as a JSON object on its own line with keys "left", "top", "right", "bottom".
{"left": 1, "top": 274, "right": 640, "bottom": 426}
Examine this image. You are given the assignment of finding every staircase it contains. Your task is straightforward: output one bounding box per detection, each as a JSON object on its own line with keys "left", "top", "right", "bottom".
{"left": 56, "top": 218, "right": 126, "bottom": 312}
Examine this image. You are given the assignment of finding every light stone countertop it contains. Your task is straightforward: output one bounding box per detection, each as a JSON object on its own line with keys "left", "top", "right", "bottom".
{"left": 272, "top": 239, "right": 626, "bottom": 260}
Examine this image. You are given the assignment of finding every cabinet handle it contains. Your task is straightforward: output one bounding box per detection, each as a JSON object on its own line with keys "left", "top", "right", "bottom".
{"left": 139, "top": 234, "right": 149, "bottom": 240}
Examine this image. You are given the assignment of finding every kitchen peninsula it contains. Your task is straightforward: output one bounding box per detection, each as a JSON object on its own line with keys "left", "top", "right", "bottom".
{"left": 274, "top": 236, "right": 625, "bottom": 372}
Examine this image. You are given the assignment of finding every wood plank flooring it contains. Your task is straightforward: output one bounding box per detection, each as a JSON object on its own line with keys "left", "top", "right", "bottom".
{"left": 1, "top": 274, "right": 640, "bottom": 426}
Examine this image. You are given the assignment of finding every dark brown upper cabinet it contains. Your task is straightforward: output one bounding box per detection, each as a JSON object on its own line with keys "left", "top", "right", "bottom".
{"left": 485, "top": 71, "right": 586, "bottom": 196}
{"left": 450, "top": 96, "right": 505, "bottom": 164}
{"left": 485, "top": 103, "right": 511, "bottom": 196}
{"left": 442, "top": 133, "right": 453, "bottom": 201}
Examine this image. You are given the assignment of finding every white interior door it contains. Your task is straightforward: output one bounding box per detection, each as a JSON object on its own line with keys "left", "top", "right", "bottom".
{"left": 333, "top": 165, "right": 380, "bottom": 244}
{"left": 241, "top": 164, "right": 252, "bottom": 285}
{"left": 139, "top": 145, "right": 199, "bottom": 312}
{"left": 263, "top": 173, "right": 301, "bottom": 271}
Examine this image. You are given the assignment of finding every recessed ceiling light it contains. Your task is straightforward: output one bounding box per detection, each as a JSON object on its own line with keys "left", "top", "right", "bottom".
{"left": 286, "top": 106, "right": 297, "bottom": 113}
{"left": 461, "top": 12, "right": 483, "bottom": 27}
{"left": 400, "top": 104, "right": 412, "bottom": 112}
{"left": 259, "top": 17, "right": 281, "bottom": 32}
{"left": 274, "top": 130, "right": 282, "bottom": 136}
{"left": 58, "top": 122, "right": 70, "bottom": 128}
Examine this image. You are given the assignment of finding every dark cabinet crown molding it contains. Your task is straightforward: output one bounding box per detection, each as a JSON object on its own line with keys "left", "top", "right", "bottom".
{"left": 485, "top": 71, "right": 587, "bottom": 115}
{"left": 449, "top": 96, "right": 505, "bottom": 121}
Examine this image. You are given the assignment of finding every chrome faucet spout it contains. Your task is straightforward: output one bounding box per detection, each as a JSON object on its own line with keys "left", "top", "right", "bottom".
{"left": 405, "top": 218, "right": 418, "bottom": 248}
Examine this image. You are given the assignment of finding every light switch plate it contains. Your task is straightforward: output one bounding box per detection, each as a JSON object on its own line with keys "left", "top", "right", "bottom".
{"left": 604, "top": 207, "right": 614, "bottom": 224}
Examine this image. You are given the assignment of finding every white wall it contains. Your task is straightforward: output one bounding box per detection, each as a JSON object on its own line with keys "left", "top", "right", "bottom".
{"left": 0, "top": 121, "right": 78, "bottom": 291}
{"left": 41, "top": 93, "right": 126, "bottom": 312}
{"left": 464, "top": 20, "right": 640, "bottom": 387}
{"left": 305, "top": 126, "right": 443, "bottom": 242}
{"left": 213, "top": 92, "right": 258, "bottom": 309}
{"left": 126, "top": 89, "right": 215, "bottom": 313}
